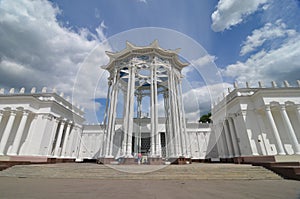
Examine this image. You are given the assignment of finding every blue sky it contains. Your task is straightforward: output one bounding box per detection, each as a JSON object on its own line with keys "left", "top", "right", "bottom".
{"left": 0, "top": 0, "right": 300, "bottom": 123}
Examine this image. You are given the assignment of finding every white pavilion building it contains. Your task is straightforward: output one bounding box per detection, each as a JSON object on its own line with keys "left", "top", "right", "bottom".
{"left": 211, "top": 81, "right": 300, "bottom": 163}
{"left": 98, "top": 41, "right": 194, "bottom": 164}
{"left": 0, "top": 41, "right": 299, "bottom": 164}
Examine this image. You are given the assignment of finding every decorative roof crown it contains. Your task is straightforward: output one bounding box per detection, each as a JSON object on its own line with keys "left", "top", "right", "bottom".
{"left": 102, "top": 40, "right": 189, "bottom": 71}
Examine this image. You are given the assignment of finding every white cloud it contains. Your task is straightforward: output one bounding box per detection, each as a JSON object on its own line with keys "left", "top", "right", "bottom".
{"left": 224, "top": 30, "right": 300, "bottom": 86}
{"left": 211, "top": 0, "right": 269, "bottom": 32}
{"left": 191, "top": 55, "right": 217, "bottom": 68}
{"left": 0, "top": 0, "right": 111, "bottom": 122}
{"left": 137, "top": 0, "right": 147, "bottom": 4}
{"left": 240, "top": 20, "right": 297, "bottom": 55}
{"left": 182, "top": 82, "right": 232, "bottom": 121}
{"left": 153, "top": 82, "right": 232, "bottom": 122}
{"left": 182, "top": 55, "right": 216, "bottom": 78}
{"left": 95, "top": 8, "right": 100, "bottom": 19}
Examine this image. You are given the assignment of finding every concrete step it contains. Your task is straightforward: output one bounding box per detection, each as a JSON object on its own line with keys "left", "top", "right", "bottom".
{"left": 270, "top": 166, "right": 300, "bottom": 180}
{"left": 252, "top": 161, "right": 300, "bottom": 181}
{"left": 0, "top": 163, "right": 282, "bottom": 180}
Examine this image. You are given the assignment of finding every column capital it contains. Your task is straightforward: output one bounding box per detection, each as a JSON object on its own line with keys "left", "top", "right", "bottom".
{"left": 74, "top": 124, "right": 82, "bottom": 129}
{"left": 61, "top": 117, "right": 67, "bottom": 122}
{"left": 163, "top": 91, "right": 169, "bottom": 98}
{"left": 107, "top": 78, "right": 113, "bottom": 86}
{"left": 254, "top": 108, "right": 264, "bottom": 114}
{"left": 21, "top": 110, "right": 30, "bottom": 117}
{"left": 279, "top": 104, "right": 286, "bottom": 111}
{"left": 265, "top": 105, "right": 271, "bottom": 111}
{"left": 296, "top": 105, "right": 300, "bottom": 111}
{"left": 236, "top": 110, "right": 246, "bottom": 117}
{"left": 66, "top": 122, "right": 73, "bottom": 127}
{"left": 227, "top": 113, "right": 236, "bottom": 118}
{"left": 9, "top": 110, "right": 17, "bottom": 116}
{"left": 42, "top": 113, "right": 54, "bottom": 120}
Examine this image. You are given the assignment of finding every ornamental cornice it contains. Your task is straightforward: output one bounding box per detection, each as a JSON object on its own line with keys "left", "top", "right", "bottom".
{"left": 102, "top": 40, "right": 189, "bottom": 71}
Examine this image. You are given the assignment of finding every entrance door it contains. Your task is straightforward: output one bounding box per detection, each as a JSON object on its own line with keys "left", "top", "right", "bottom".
{"left": 141, "top": 133, "right": 151, "bottom": 155}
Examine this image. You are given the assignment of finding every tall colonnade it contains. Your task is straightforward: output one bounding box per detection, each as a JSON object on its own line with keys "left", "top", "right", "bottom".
{"left": 0, "top": 89, "right": 84, "bottom": 159}
{"left": 101, "top": 41, "right": 191, "bottom": 159}
{"left": 213, "top": 87, "right": 300, "bottom": 158}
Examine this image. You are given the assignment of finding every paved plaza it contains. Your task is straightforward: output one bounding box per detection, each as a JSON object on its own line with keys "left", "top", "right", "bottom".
{"left": 0, "top": 163, "right": 300, "bottom": 198}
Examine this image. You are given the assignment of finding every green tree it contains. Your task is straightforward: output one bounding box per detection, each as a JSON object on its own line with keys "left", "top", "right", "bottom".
{"left": 199, "top": 112, "right": 211, "bottom": 123}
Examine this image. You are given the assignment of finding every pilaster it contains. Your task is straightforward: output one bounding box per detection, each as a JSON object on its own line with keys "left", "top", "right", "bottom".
{"left": 0, "top": 110, "right": 17, "bottom": 155}
{"left": 279, "top": 105, "right": 300, "bottom": 154}
{"left": 10, "top": 110, "right": 30, "bottom": 155}
{"left": 265, "top": 105, "right": 285, "bottom": 155}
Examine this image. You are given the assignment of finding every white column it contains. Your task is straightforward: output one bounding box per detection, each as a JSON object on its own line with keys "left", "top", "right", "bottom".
{"left": 66, "top": 126, "right": 76, "bottom": 157}
{"left": 0, "top": 111, "right": 3, "bottom": 125}
{"left": 47, "top": 118, "right": 59, "bottom": 156}
{"left": 296, "top": 106, "right": 300, "bottom": 124}
{"left": 175, "top": 77, "right": 184, "bottom": 156}
{"left": 126, "top": 66, "right": 135, "bottom": 157}
{"left": 54, "top": 120, "right": 66, "bottom": 157}
{"left": 154, "top": 65, "right": 161, "bottom": 157}
{"left": 0, "top": 111, "right": 17, "bottom": 155}
{"left": 106, "top": 70, "right": 118, "bottom": 157}
{"left": 296, "top": 105, "right": 300, "bottom": 146}
{"left": 164, "top": 92, "right": 174, "bottom": 157}
{"left": 265, "top": 106, "right": 285, "bottom": 155}
{"left": 227, "top": 117, "right": 240, "bottom": 156}
{"left": 10, "top": 111, "right": 29, "bottom": 155}
{"left": 150, "top": 65, "right": 156, "bottom": 156}
{"left": 168, "top": 70, "right": 178, "bottom": 157}
{"left": 72, "top": 126, "right": 82, "bottom": 158}
{"left": 174, "top": 73, "right": 182, "bottom": 156}
{"left": 61, "top": 122, "right": 72, "bottom": 157}
{"left": 170, "top": 69, "right": 180, "bottom": 156}
{"left": 109, "top": 78, "right": 119, "bottom": 156}
{"left": 101, "top": 79, "right": 112, "bottom": 157}
{"left": 279, "top": 105, "right": 300, "bottom": 154}
{"left": 223, "top": 120, "right": 234, "bottom": 157}
{"left": 215, "top": 124, "right": 225, "bottom": 158}
{"left": 178, "top": 80, "right": 189, "bottom": 157}
{"left": 122, "top": 68, "right": 132, "bottom": 157}
{"left": 121, "top": 91, "right": 128, "bottom": 156}
{"left": 220, "top": 123, "right": 229, "bottom": 158}
{"left": 137, "top": 94, "right": 142, "bottom": 154}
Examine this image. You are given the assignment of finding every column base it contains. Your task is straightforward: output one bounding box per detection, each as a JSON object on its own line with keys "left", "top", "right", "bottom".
{"left": 6, "top": 153, "right": 17, "bottom": 156}
{"left": 104, "top": 155, "right": 114, "bottom": 158}
{"left": 278, "top": 152, "right": 286, "bottom": 155}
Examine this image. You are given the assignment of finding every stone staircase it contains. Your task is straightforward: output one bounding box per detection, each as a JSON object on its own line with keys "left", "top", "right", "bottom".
{"left": 252, "top": 162, "right": 300, "bottom": 181}
{"left": 0, "top": 163, "right": 282, "bottom": 180}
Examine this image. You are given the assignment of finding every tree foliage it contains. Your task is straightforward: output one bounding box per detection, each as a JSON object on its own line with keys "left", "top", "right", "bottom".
{"left": 199, "top": 112, "right": 211, "bottom": 123}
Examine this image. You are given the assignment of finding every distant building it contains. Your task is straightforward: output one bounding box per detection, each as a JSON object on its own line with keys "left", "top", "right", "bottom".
{"left": 211, "top": 81, "right": 300, "bottom": 161}
{"left": 0, "top": 88, "right": 84, "bottom": 159}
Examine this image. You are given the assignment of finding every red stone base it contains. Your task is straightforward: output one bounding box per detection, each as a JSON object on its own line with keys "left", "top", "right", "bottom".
{"left": 167, "top": 157, "right": 192, "bottom": 165}
{"left": 233, "top": 156, "right": 276, "bottom": 164}
{"left": 0, "top": 156, "right": 76, "bottom": 171}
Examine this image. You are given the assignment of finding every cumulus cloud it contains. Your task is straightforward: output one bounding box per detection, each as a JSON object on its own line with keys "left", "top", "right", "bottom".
{"left": 240, "top": 20, "right": 296, "bottom": 55}
{"left": 211, "top": 0, "right": 268, "bottom": 32}
{"left": 224, "top": 29, "right": 300, "bottom": 86}
{"left": 0, "top": 0, "right": 111, "bottom": 121}
{"left": 182, "top": 82, "right": 233, "bottom": 121}
{"left": 190, "top": 55, "right": 217, "bottom": 69}
{"left": 154, "top": 81, "right": 232, "bottom": 122}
